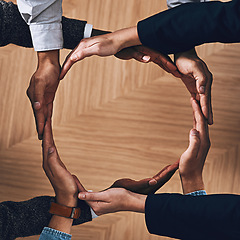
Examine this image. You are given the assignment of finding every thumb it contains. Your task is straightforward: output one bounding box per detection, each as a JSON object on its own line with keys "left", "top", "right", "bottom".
{"left": 59, "top": 54, "right": 75, "bottom": 80}
{"left": 78, "top": 191, "right": 105, "bottom": 201}
{"left": 187, "top": 129, "right": 201, "bottom": 158}
{"left": 72, "top": 175, "right": 87, "bottom": 192}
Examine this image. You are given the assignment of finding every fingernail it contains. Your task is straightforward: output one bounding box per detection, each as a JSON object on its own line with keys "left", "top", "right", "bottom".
{"left": 199, "top": 86, "right": 205, "bottom": 94}
{"left": 191, "top": 129, "right": 199, "bottom": 136}
{"left": 71, "top": 54, "right": 77, "bottom": 61}
{"left": 34, "top": 102, "right": 40, "bottom": 109}
{"left": 48, "top": 147, "right": 54, "bottom": 154}
{"left": 142, "top": 55, "right": 150, "bottom": 62}
{"left": 78, "top": 193, "right": 86, "bottom": 199}
{"left": 149, "top": 179, "right": 157, "bottom": 186}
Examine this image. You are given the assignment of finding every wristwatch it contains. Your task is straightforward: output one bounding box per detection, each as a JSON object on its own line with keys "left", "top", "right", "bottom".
{"left": 49, "top": 202, "right": 81, "bottom": 219}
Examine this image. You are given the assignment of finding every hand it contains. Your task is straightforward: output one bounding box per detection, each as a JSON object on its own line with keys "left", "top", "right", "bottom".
{"left": 175, "top": 48, "right": 213, "bottom": 125}
{"left": 78, "top": 188, "right": 146, "bottom": 216}
{"left": 42, "top": 119, "right": 79, "bottom": 207}
{"left": 27, "top": 50, "right": 60, "bottom": 140}
{"left": 179, "top": 98, "right": 211, "bottom": 194}
{"left": 60, "top": 27, "right": 141, "bottom": 79}
{"left": 115, "top": 45, "right": 182, "bottom": 78}
{"left": 108, "top": 160, "right": 179, "bottom": 194}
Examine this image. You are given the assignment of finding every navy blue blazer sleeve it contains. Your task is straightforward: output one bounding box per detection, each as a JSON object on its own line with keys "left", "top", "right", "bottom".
{"left": 145, "top": 193, "right": 240, "bottom": 240}
{"left": 137, "top": 0, "right": 240, "bottom": 55}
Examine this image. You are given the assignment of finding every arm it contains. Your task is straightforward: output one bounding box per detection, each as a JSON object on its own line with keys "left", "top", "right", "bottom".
{"left": 167, "top": 0, "right": 209, "bottom": 9}
{"left": 138, "top": 0, "right": 240, "bottom": 54}
{"left": 16, "top": 0, "right": 63, "bottom": 52}
{"left": 0, "top": 196, "right": 91, "bottom": 240}
{"left": 145, "top": 193, "right": 240, "bottom": 240}
{"left": 179, "top": 98, "right": 210, "bottom": 194}
{"left": 40, "top": 120, "right": 92, "bottom": 238}
{"left": 0, "top": 1, "right": 108, "bottom": 50}
{"left": 167, "top": 0, "right": 213, "bottom": 125}
{"left": 16, "top": 0, "right": 62, "bottom": 139}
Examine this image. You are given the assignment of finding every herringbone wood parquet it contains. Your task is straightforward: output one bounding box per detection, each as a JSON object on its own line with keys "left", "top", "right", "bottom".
{"left": 0, "top": 1, "right": 240, "bottom": 239}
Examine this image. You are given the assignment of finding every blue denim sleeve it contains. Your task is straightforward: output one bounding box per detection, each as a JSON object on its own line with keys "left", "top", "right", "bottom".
{"left": 186, "top": 190, "right": 207, "bottom": 196}
{"left": 39, "top": 227, "right": 72, "bottom": 240}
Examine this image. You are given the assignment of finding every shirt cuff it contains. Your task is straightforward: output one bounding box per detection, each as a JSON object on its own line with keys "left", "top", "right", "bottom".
{"left": 30, "top": 23, "right": 63, "bottom": 51}
{"left": 84, "top": 24, "right": 93, "bottom": 38}
{"left": 88, "top": 190, "right": 98, "bottom": 219}
{"left": 186, "top": 190, "right": 207, "bottom": 196}
{"left": 39, "top": 227, "right": 72, "bottom": 240}
{"left": 90, "top": 207, "right": 98, "bottom": 219}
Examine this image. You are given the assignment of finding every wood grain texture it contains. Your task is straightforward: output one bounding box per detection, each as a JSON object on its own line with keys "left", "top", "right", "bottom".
{"left": 0, "top": 0, "right": 240, "bottom": 239}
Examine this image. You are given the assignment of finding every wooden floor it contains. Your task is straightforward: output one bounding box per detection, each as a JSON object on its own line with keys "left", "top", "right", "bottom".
{"left": 0, "top": 0, "right": 240, "bottom": 239}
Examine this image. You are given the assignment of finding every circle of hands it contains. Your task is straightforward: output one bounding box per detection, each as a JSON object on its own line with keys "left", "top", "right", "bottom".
{"left": 43, "top": 98, "right": 210, "bottom": 215}
{"left": 29, "top": 32, "right": 212, "bottom": 216}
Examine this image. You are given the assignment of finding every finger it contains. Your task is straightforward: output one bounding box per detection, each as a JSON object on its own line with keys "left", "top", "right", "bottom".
{"left": 47, "top": 146, "right": 67, "bottom": 172}
{"left": 191, "top": 98, "right": 208, "bottom": 134}
{"left": 60, "top": 52, "right": 75, "bottom": 80}
{"left": 193, "top": 107, "right": 197, "bottom": 129}
{"left": 150, "top": 161, "right": 179, "bottom": 186}
{"left": 208, "top": 93, "right": 213, "bottom": 125}
{"left": 78, "top": 191, "right": 107, "bottom": 201}
{"left": 33, "top": 80, "right": 47, "bottom": 140}
{"left": 205, "top": 72, "right": 213, "bottom": 125}
{"left": 186, "top": 129, "right": 201, "bottom": 158}
{"left": 43, "top": 120, "right": 54, "bottom": 153}
{"left": 47, "top": 102, "right": 53, "bottom": 119}
{"left": 131, "top": 48, "right": 151, "bottom": 63}
{"left": 194, "top": 66, "right": 213, "bottom": 123}
{"left": 73, "top": 175, "right": 87, "bottom": 192}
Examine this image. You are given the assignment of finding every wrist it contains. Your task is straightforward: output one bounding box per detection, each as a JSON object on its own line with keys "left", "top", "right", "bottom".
{"left": 56, "top": 195, "right": 78, "bottom": 208}
{"left": 48, "top": 215, "right": 73, "bottom": 234}
{"left": 174, "top": 48, "right": 197, "bottom": 61}
{"left": 114, "top": 27, "right": 141, "bottom": 52}
{"left": 37, "top": 50, "right": 60, "bottom": 67}
{"left": 180, "top": 174, "right": 204, "bottom": 194}
{"left": 125, "top": 191, "right": 146, "bottom": 213}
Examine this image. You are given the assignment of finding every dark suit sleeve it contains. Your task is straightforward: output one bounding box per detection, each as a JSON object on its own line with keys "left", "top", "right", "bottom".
{"left": 0, "top": 196, "right": 92, "bottom": 240}
{"left": 0, "top": 1, "right": 87, "bottom": 49}
{"left": 145, "top": 193, "right": 240, "bottom": 240}
{"left": 137, "top": 0, "right": 240, "bottom": 55}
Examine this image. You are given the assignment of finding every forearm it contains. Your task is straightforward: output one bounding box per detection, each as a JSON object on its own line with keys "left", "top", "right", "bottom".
{"left": 145, "top": 193, "right": 240, "bottom": 240}
{"left": 125, "top": 191, "right": 146, "bottom": 213}
{"left": 0, "top": 1, "right": 107, "bottom": 50}
{"left": 0, "top": 196, "right": 92, "bottom": 239}
{"left": 138, "top": 0, "right": 240, "bottom": 55}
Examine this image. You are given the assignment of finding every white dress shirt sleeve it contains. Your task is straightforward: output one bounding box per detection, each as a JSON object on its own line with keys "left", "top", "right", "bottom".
{"left": 167, "top": 0, "right": 210, "bottom": 9}
{"left": 17, "top": 0, "right": 63, "bottom": 51}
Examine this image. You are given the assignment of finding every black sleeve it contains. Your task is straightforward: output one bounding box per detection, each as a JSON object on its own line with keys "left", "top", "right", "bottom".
{"left": 0, "top": 1, "right": 87, "bottom": 49}
{"left": 145, "top": 193, "right": 240, "bottom": 240}
{"left": 0, "top": 196, "right": 92, "bottom": 240}
{"left": 137, "top": 0, "right": 240, "bottom": 55}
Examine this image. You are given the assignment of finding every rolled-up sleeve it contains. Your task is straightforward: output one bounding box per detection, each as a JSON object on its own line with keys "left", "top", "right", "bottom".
{"left": 17, "top": 0, "right": 63, "bottom": 51}
{"left": 167, "top": 0, "right": 210, "bottom": 9}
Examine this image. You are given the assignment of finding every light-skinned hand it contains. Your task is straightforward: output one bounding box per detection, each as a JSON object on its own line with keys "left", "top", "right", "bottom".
{"left": 78, "top": 188, "right": 147, "bottom": 215}
{"left": 60, "top": 27, "right": 182, "bottom": 79}
{"left": 77, "top": 161, "right": 179, "bottom": 216}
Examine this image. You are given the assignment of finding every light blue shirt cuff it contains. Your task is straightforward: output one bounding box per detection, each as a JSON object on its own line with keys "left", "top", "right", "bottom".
{"left": 186, "top": 190, "right": 207, "bottom": 196}
{"left": 39, "top": 227, "right": 72, "bottom": 240}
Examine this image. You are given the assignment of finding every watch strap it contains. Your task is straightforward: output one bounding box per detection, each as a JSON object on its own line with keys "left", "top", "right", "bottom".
{"left": 49, "top": 202, "right": 81, "bottom": 219}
